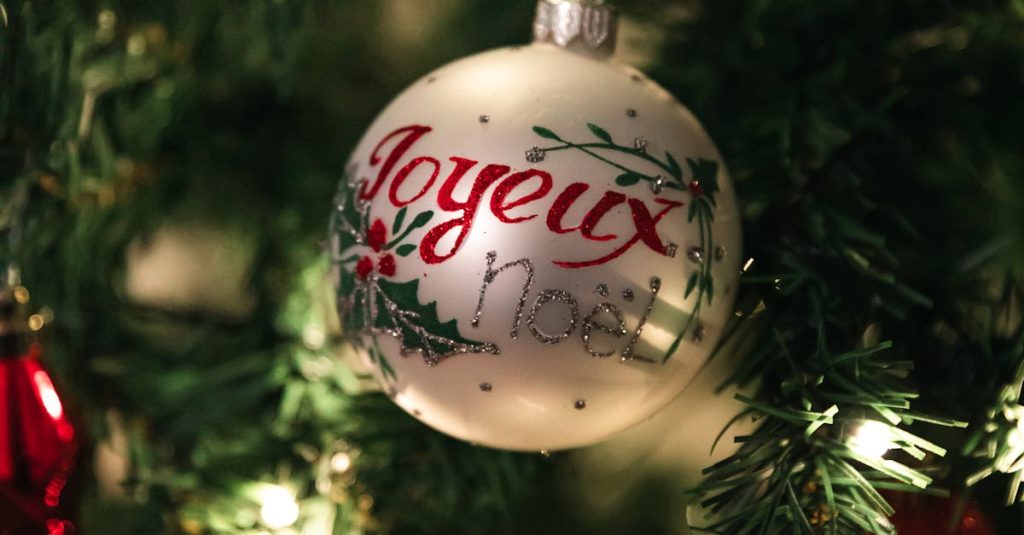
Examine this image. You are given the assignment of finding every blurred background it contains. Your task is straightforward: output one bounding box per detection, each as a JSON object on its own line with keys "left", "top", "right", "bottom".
{"left": 2, "top": 0, "right": 1023, "bottom": 533}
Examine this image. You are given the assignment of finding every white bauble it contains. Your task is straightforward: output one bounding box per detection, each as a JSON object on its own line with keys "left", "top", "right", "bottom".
{"left": 329, "top": 3, "right": 741, "bottom": 451}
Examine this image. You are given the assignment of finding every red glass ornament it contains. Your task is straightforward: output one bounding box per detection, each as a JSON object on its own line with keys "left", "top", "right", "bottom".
{"left": 0, "top": 342, "right": 79, "bottom": 534}
{"left": 885, "top": 491, "right": 996, "bottom": 535}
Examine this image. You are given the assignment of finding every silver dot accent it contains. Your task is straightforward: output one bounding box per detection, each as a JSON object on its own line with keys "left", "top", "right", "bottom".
{"left": 480, "top": 382, "right": 493, "bottom": 392}
{"left": 540, "top": 450, "right": 551, "bottom": 458}
{"left": 634, "top": 136, "right": 648, "bottom": 153}
{"left": 622, "top": 288, "right": 634, "bottom": 301}
{"left": 574, "top": 400, "right": 587, "bottom": 410}
{"left": 665, "top": 243, "right": 678, "bottom": 258}
{"left": 715, "top": 245, "right": 727, "bottom": 261}
{"left": 479, "top": 115, "right": 490, "bottom": 123}
{"left": 687, "top": 246, "right": 705, "bottom": 264}
{"left": 525, "top": 146, "right": 546, "bottom": 163}
{"left": 651, "top": 175, "right": 665, "bottom": 194}
{"left": 626, "top": 108, "right": 637, "bottom": 118}
{"left": 595, "top": 283, "right": 609, "bottom": 297}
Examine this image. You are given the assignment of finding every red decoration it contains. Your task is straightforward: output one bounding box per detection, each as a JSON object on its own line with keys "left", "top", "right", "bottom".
{"left": 0, "top": 342, "right": 79, "bottom": 534}
{"left": 377, "top": 254, "right": 397, "bottom": 277}
{"left": 688, "top": 179, "right": 704, "bottom": 197}
{"left": 885, "top": 491, "right": 996, "bottom": 535}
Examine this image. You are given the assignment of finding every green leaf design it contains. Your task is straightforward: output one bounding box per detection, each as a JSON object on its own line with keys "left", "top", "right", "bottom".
{"left": 373, "top": 278, "right": 497, "bottom": 365}
{"left": 685, "top": 272, "right": 699, "bottom": 297}
{"left": 616, "top": 172, "right": 643, "bottom": 187}
{"left": 666, "top": 152, "right": 682, "bottom": 180}
{"left": 395, "top": 243, "right": 417, "bottom": 257}
{"left": 588, "top": 122, "right": 613, "bottom": 143}
{"left": 533, "top": 126, "right": 560, "bottom": 140}
{"left": 392, "top": 206, "right": 408, "bottom": 235}
{"left": 408, "top": 209, "right": 434, "bottom": 230}
{"left": 385, "top": 210, "right": 434, "bottom": 250}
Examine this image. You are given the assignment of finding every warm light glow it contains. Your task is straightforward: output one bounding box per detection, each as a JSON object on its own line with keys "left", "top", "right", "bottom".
{"left": 848, "top": 420, "right": 895, "bottom": 459}
{"left": 33, "top": 370, "right": 65, "bottom": 420}
{"left": 302, "top": 325, "right": 326, "bottom": 349}
{"left": 259, "top": 485, "right": 300, "bottom": 529}
{"left": 330, "top": 451, "right": 352, "bottom": 473}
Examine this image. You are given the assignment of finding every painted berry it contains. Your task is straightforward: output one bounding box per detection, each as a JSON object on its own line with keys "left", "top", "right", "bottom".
{"left": 378, "top": 253, "right": 396, "bottom": 277}
{"left": 367, "top": 219, "right": 387, "bottom": 251}
{"left": 688, "top": 180, "right": 704, "bottom": 197}
{"left": 356, "top": 256, "right": 374, "bottom": 280}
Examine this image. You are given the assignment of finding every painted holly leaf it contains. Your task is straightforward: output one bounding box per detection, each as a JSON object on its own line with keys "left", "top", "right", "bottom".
{"left": 331, "top": 173, "right": 496, "bottom": 368}
{"left": 588, "top": 122, "right": 613, "bottom": 143}
{"left": 369, "top": 278, "right": 497, "bottom": 366}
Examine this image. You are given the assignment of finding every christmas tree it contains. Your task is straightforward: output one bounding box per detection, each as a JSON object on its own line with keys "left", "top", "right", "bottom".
{"left": 1, "top": 0, "right": 1022, "bottom": 533}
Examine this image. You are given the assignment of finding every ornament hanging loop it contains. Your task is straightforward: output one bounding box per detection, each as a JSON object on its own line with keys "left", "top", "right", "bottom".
{"left": 532, "top": 0, "right": 618, "bottom": 58}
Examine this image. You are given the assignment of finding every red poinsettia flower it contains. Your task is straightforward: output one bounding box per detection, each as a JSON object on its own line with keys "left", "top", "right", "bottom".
{"left": 367, "top": 219, "right": 387, "bottom": 252}
{"left": 688, "top": 179, "right": 704, "bottom": 197}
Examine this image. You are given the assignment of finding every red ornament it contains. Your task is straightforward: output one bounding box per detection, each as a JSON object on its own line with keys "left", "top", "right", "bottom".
{"left": 1, "top": 290, "right": 79, "bottom": 534}
{"left": 884, "top": 491, "right": 996, "bottom": 535}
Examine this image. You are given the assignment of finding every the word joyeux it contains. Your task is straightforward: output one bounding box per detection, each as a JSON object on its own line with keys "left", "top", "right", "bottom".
{"left": 357, "top": 125, "right": 684, "bottom": 268}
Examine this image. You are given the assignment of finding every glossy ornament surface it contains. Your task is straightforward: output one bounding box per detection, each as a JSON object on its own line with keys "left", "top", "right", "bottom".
{"left": 329, "top": 1, "right": 741, "bottom": 451}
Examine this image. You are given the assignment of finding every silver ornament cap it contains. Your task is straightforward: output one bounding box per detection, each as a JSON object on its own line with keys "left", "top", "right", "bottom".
{"left": 532, "top": 0, "right": 618, "bottom": 58}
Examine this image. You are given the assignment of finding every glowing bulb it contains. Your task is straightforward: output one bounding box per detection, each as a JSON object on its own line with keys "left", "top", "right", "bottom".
{"left": 848, "top": 420, "right": 895, "bottom": 459}
{"left": 330, "top": 451, "right": 352, "bottom": 473}
{"left": 302, "top": 325, "right": 326, "bottom": 349}
{"left": 33, "top": 370, "right": 64, "bottom": 420}
{"left": 259, "top": 485, "right": 300, "bottom": 529}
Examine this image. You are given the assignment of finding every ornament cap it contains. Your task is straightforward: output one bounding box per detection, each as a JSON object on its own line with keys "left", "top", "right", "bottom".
{"left": 532, "top": 0, "right": 617, "bottom": 58}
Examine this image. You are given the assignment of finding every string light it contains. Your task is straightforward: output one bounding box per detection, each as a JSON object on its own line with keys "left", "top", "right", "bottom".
{"left": 259, "top": 485, "right": 300, "bottom": 529}
{"left": 330, "top": 451, "right": 352, "bottom": 473}
{"left": 848, "top": 420, "right": 895, "bottom": 459}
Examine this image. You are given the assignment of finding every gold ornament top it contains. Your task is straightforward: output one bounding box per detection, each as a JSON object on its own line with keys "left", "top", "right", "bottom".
{"left": 532, "top": 0, "right": 617, "bottom": 58}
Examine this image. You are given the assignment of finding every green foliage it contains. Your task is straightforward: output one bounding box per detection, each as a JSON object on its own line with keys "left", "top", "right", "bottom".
{"left": 631, "top": 0, "right": 1024, "bottom": 532}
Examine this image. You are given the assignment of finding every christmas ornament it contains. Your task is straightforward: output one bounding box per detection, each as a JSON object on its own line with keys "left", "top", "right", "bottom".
{"left": 0, "top": 281, "right": 79, "bottom": 534}
{"left": 329, "top": 0, "right": 741, "bottom": 451}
